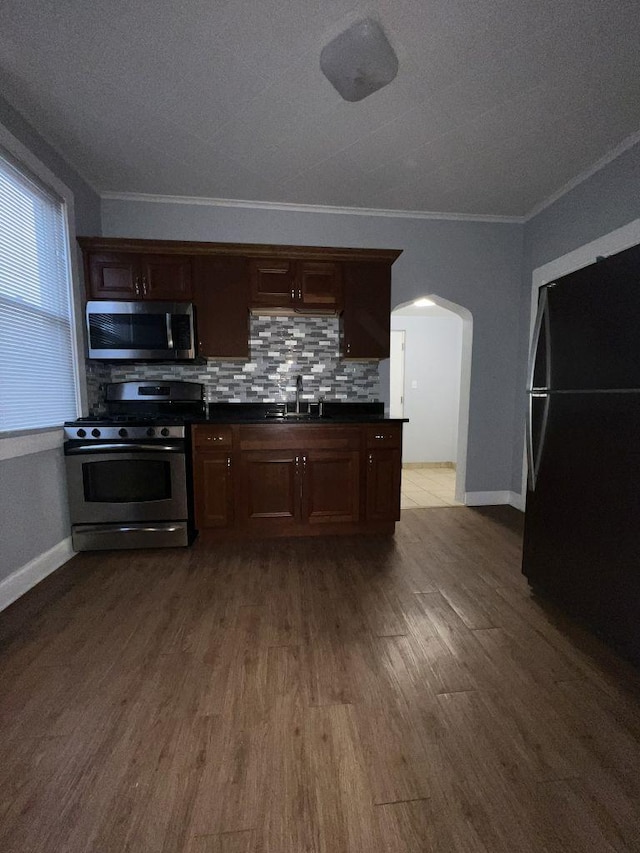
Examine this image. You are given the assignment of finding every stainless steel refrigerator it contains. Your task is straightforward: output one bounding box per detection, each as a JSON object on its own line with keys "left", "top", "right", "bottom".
{"left": 522, "top": 241, "right": 640, "bottom": 666}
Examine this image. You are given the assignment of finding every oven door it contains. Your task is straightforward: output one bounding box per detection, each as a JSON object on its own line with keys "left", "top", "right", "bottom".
{"left": 65, "top": 444, "right": 187, "bottom": 524}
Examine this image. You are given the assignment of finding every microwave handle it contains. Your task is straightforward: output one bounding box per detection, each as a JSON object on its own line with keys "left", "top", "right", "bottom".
{"left": 166, "top": 313, "right": 174, "bottom": 350}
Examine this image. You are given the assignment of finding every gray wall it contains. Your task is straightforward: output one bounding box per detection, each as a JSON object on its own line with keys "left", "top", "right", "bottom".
{"left": 0, "top": 96, "right": 101, "bottom": 237}
{"left": 391, "top": 315, "right": 463, "bottom": 464}
{"left": 0, "top": 98, "right": 101, "bottom": 584}
{"left": 103, "top": 199, "right": 523, "bottom": 493}
{"left": 511, "top": 140, "right": 640, "bottom": 492}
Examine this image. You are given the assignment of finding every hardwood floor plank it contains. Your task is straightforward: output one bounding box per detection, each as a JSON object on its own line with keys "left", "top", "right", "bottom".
{"left": 304, "top": 703, "right": 379, "bottom": 853}
{"left": 185, "top": 829, "right": 257, "bottom": 853}
{"left": 375, "top": 798, "right": 489, "bottom": 853}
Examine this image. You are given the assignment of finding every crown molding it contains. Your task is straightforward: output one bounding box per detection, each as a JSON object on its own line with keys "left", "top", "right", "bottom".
{"left": 99, "top": 191, "right": 524, "bottom": 224}
{"left": 524, "top": 128, "right": 640, "bottom": 222}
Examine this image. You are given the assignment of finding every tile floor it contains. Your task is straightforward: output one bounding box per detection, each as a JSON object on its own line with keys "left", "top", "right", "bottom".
{"left": 400, "top": 465, "right": 463, "bottom": 508}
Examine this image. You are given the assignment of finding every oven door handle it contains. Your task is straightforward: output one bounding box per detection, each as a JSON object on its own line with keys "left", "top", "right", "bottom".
{"left": 65, "top": 443, "right": 182, "bottom": 454}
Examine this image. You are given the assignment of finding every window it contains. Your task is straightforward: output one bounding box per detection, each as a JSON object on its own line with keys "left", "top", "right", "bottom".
{"left": 0, "top": 150, "right": 79, "bottom": 432}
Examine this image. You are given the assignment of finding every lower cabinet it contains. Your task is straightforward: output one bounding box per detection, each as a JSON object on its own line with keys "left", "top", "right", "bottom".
{"left": 193, "top": 451, "right": 234, "bottom": 529}
{"left": 237, "top": 448, "right": 360, "bottom": 534}
{"left": 304, "top": 450, "right": 360, "bottom": 525}
{"left": 192, "top": 422, "right": 402, "bottom": 537}
{"left": 192, "top": 425, "right": 234, "bottom": 529}
{"left": 239, "top": 450, "right": 301, "bottom": 530}
{"left": 366, "top": 448, "right": 402, "bottom": 521}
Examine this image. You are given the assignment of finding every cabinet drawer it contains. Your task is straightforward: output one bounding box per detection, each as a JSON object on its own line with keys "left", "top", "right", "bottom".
{"left": 365, "top": 425, "right": 402, "bottom": 449}
{"left": 192, "top": 425, "right": 233, "bottom": 448}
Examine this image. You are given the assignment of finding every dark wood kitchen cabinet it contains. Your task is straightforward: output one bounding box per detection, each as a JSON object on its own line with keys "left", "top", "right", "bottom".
{"left": 83, "top": 250, "right": 193, "bottom": 301}
{"left": 365, "top": 425, "right": 402, "bottom": 521}
{"left": 366, "top": 449, "right": 402, "bottom": 521}
{"left": 192, "top": 421, "right": 402, "bottom": 539}
{"left": 193, "top": 256, "right": 249, "bottom": 358}
{"left": 249, "top": 258, "right": 342, "bottom": 312}
{"left": 192, "top": 426, "right": 234, "bottom": 529}
{"left": 340, "top": 261, "right": 392, "bottom": 359}
{"left": 237, "top": 446, "right": 360, "bottom": 534}
{"left": 238, "top": 449, "right": 301, "bottom": 532}
{"left": 236, "top": 425, "right": 360, "bottom": 535}
{"left": 79, "top": 238, "right": 401, "bottom": 360}
{"left": 303, "top": 449, "right": 360, "bottom": 524}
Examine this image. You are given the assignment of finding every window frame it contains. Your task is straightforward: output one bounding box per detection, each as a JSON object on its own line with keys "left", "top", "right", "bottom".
{"left": 0, "top": 121, "right": 87, "bottom": 458}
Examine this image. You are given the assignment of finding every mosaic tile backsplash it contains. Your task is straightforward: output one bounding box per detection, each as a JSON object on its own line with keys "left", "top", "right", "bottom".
{"left": 86, "top": 316, "right": 380, "bottom": 413}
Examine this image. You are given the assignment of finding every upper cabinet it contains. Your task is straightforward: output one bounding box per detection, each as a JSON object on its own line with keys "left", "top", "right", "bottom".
{"left": 78, "top": 238, "right": 401, "bottom": 361}
{"left": 340, "top": 262, "right": 392, "bottom": 360}
{"left": 194, "top": 256, "right": 250, "bottom": 359}
{"left": 82, "top": 248, "right": 193, "bottom": 301}
{"left": 139, "top": 255, "right": 193, "bottom": 300}
{"left": 86, "top": 252, "right": 139, "bottom": 300}
{"left": 249, "top": 258, "right": 342, "bottom": 312}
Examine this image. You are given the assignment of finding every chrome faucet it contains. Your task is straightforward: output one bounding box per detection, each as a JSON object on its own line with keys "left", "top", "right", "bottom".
{"left": 295, "top": 375, "right": 303, "bottom": 414}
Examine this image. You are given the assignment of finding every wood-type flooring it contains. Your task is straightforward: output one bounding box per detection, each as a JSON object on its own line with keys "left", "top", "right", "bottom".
{"left": 2, "top": 506, "right": 640, "bottom": 852}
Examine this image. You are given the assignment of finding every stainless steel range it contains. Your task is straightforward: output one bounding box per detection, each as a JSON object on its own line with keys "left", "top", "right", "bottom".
{"left": 64, "top": 381, "right": 204, "bottom": 551}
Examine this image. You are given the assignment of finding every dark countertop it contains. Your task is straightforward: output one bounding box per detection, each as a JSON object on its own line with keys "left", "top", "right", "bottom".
{"left": 190, "top": 401, "right": 408, "bottom": 425}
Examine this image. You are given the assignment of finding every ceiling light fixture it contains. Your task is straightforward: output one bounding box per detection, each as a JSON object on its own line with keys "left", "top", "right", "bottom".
{"left": 413, "top": 298, "right": 435, "bottom": 307}
{"left": 320, "top": 19, "right": 398, "bottom": 103}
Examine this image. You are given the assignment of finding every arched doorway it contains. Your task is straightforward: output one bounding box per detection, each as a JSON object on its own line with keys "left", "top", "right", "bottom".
{"left": 390, "top": 295, "right": 472, "bottom": 505}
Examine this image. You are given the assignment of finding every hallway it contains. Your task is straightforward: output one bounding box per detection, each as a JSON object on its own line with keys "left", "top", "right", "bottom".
{"left": 401, "top": 465, "right": 462, "bottom": 508}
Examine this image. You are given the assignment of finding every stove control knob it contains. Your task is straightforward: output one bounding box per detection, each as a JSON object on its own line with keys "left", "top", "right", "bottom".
{"left": 146, "top": 427, "right": 156, "bottom": 437}
{"left": 118, "top": 428, "right": 128, "bottom": 438}
{"left": 77, "top": 428, "right": 86, "bottom": 438}
{"left": 91, "top": 428, "right": 101, "bottom": 438}
{"left": 160, "top": 427, "right": 170, "bottom": 437}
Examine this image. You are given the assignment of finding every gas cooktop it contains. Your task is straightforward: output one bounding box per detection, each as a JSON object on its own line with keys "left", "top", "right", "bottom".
{"left": 72, "top": 414, "right": 186, "bottom": 425}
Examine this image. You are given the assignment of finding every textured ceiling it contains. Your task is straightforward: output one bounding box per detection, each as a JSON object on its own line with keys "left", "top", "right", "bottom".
{"left": 1, "top": 0, "right": 639, "bottom": 217}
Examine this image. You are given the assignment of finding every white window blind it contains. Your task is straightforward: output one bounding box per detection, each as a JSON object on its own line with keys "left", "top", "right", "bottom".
{"left": 0, "top": 151, "right": 79, "bottom": 432}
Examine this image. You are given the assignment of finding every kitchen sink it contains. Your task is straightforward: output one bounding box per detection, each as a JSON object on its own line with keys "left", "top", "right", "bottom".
{"left": 264, "top": 411, "right": 325, "bottom": 420}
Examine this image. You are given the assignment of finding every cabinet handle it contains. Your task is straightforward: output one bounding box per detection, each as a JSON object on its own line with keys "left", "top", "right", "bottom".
{"left": 298, "top": 288, "right": 302, "bottom": 301}
{"left": 291, "top": 287, "right": 296, "bottom": 301}
{"left": 346, "top": 342, "right": 351, "bottom": 354}
{"left": 368, "top": 453, "right": 373, "bottom": 464}
{"left": 134, "top": 276, "right": 141, "bottom": 297}
{"left": 374, "top": 434, "right": 385, "bottom": 440}
{"left": 141, "top": 275, "right": 148, "bottom": 297}
{"left": 227, "top": 456, "right": 232, "bottom": 470}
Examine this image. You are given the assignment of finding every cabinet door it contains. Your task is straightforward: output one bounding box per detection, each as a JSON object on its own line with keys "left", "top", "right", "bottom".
{"left": 238, "top": 449, "right": 302, "bottom": 532}
{"left": 194, "top": 256, "right": 249, "bottom": 358}
{"left": 140, "top": 255, "right": 193, "bottom": 300}
{"left": 249, "top": 258, "right": 295, "bottom": 307}
{"left": 302, "top": 449, "right": 360, "bottom": 525}
{"left": 366, "top": 448, "right": 401, "bottom": 521}
{"left": 341, "top": 262, "right": 391, "bottom": 359}
{"left": 193, "top": 451, "right": 234, "bottom": 529}
{"left": 298, "top": 261, "right": 342, "bottom": 310}
{"left": 87, "top": 252, "right": 140, "bottom": 300}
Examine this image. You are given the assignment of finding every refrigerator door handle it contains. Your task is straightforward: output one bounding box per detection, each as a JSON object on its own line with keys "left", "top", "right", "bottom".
{"left": 528, "top": 286, "right": 551, "bottom": 391}
{"left": 527, "top": 392, "right": 550, "bottom": 491}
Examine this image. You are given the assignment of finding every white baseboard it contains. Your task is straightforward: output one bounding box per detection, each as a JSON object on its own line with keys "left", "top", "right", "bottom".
{"left": 464, "top": 490, "right": 511, "bottom": 506}
{"left": 0, "top": 537, "right": 75, "bottom": 613}
{"left": 508, "top": 491, "right": 526, "bottom": 512}
{"left": 464, "top": 490, "right": 526, "bottom": 511}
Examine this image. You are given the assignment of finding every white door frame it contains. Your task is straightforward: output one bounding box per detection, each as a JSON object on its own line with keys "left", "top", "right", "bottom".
{"left": 389, "top": 330, "right": 405, "bottom": 418}
{"left": 518, "top": 218, "right": 640, "bottom": 502}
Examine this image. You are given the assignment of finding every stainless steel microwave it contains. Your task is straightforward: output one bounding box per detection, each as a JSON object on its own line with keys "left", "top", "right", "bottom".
{"left": 86, "top": 301, "right": 196, "bottom": 360}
